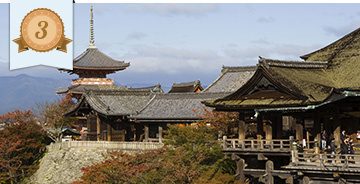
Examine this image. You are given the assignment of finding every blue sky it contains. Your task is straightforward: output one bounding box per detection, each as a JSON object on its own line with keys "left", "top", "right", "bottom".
{"left": 1, "top": 3, "right": 360, "bottom": 88}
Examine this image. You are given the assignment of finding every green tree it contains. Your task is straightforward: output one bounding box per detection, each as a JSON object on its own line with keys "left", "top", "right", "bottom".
{"left": 73, "top": 122, "right": 236, "bottom": 184}
{"left": 193, "top": 107, "right": 240, "bottom": 137}
{"left": 0, "top": 110, "right": 47, "bottom": 184}
{"left": 38, "top": 94, "right": 76, "bottom": 143}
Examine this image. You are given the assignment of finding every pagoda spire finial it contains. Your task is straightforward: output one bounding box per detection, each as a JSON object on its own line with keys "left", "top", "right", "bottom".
{"left": 88, "top": 5, "right": 96, "bottom": 48}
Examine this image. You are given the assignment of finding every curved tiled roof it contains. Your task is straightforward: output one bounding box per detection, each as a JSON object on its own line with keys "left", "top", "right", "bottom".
{"left": 202, "top": 66, "right": 256, "bottom": 93}
{"left": 204, "top": 58, "right": 335, "bottom": 109}
{"left": 204, "top": 26, "right": 360, "bottom": 111}
{"left": 55, "top": 84, "right": 127, "bottom": 95}
{"left": 73, "top": 48, "right": 129, "bottom": 69}
{"left": 301, "top": 27, "right": 360, "bottom": 90}
{"left": 65, "top": 90, "right": 155, "bottom": 116}
{"left": 133, "top": 92, "right": 230, "bottom": 122}
{"left": 168, "top": 80, "right": 203, "bottom": 93}
{"left": 56, "top": 84, "right": 163, "bottom": 95}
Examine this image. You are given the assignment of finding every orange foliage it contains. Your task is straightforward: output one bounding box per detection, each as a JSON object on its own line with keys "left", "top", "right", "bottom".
{"left": 0, "top": 109, "right": 47, "bottom": 183}
{"left": 38, "top": 94, "right": 77, "bottom": 142}
{"left": 193, "top": 107, "right": 239, "bottom": 135}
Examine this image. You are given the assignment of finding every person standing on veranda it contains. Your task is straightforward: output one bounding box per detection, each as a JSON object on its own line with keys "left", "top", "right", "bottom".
{"left": 321, "top": 130, "right": 327, "bottom": 149}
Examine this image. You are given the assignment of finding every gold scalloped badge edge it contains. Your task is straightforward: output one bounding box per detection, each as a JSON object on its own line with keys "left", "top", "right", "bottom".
{"left": 14, "top": 8, "right": 71, "bottom": 53}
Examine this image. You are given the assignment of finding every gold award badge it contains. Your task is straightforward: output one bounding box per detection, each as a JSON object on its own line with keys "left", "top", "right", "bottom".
{"left": 13, "top": 8, "right": 72, "bottom": 53}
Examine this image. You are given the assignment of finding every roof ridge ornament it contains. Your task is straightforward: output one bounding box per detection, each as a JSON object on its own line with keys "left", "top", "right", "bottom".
{"left": 88, "top": 5, "right": 96, "bottom": 48}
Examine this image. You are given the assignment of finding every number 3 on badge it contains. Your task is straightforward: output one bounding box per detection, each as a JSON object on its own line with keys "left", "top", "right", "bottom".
{"left": 35, "top": 21, "right": 48, "bottom": 39}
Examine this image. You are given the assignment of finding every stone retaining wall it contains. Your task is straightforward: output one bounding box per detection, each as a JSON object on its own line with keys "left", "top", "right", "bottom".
{"left": 27, "top": 141, "right": 164, "bottom": 184}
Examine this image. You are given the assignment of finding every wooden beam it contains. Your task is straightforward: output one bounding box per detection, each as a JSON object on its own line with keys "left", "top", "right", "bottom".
{"left": 257, "top": 115, "right": 264, "bottom": 138}
{"left": 144, "top": 125, "right": 149, "bottom": 142}
{"left": 238, "top": 120, "right": 246, "bottom": 139}
{"left": 259, "top": 160, "right": 274, "bottom": 184}
{"left": 107, "top": 123, "right": 112, "bottom": 141}
{"left": 296, "top": 123, "right": 303, "bottom": 141}
{"left": 96, "top": 114, "right": 101, "bottom": 141}
{"left": 159, "top": 126, "right": 163, "bottom": 143}
{"left": 334, "top": 107, "right": 341, "bottom": 149}
{"left": 265, "top": 123, "right": 272, "bottom": 145}
{"left": 236, "top": 158, "right": 245, "bottom": 182}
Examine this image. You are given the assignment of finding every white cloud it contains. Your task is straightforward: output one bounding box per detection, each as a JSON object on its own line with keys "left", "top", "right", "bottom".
{"left": 125, "top": 32, "right": 148, "bottom": 41}
{"left": 224, "top": 44, "right": 323, "bottom": 62}
{"left": 257, "top": 16, "right": 276, "bottom": 23}
{"left": 223, "top": 43, "right": 238, "bottom": 48}
{"left": 121, "top": 45, "right": 222, "bottom": 74}
{"left": 251, "top": 38, "right": 271, "bottom": 45}
{"left": 92, "top": 4, "right": 112, "bottom": 15}
{"left": 323, "top": 21, "right": 360, "bottom": 37}
{"left": 124, "top": 4, "right": 219, "bottom": 17}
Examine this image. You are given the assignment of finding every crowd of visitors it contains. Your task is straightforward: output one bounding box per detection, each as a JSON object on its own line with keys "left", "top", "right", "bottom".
{"left": 323, "top": 130, "right": 355, "bottom": 163}
{"left": 340, "top": 130, "right": 355, "bottom": 155}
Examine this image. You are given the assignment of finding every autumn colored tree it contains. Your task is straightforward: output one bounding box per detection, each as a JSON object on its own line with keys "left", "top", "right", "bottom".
{"left": 0, "top": 110, "right": 47, "bottom": 184}
{"left": 194, "top": 107, "right": 240, "bottom": 137}
{"left": 163, "top": 123, "right": 235, "bottom": 183}
{"left": 73, "top": 122, "right": 236, "bottom": 184}
{"left": 38, "top": 94, "right": 77, "bottom": 142}
{"left": 73, "top": 149, "right": 166, "bottom": 184}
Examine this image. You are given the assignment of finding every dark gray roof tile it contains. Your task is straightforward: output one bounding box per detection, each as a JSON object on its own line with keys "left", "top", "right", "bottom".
{"left": 133, "top": 92, "right": 230, "bottom": 122}
{"left": 73, "top": 48, "right": 130, "bottom": 69}
{"left": 65, "top": 90, "right": 155, "bottom": 116}
{"left": 203, "top": 66, "right": 256, "bottom": 93}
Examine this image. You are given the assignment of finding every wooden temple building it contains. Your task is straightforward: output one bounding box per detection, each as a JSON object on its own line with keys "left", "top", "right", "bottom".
{"left": 203, "top": 27, "right": 360, "bottom": 183}
{"left": 57, "top": 7, "right": 255, "bottom": 143}
{"left": 57, "top": 6, "right": 360, "bottom": 183}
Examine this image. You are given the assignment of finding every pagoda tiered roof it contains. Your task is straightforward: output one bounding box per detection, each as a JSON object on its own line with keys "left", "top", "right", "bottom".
{"left": 56, "top": 83, "right": 163, "bottom": 96}
{"left": 59, "top": 48, "right": 130, "bottom": 75}
{"left": 73, "top": 48, "right": 129, "bottom": 70}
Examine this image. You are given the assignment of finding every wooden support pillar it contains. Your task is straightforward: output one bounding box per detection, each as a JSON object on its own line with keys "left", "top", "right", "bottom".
{"left": 144, "top": 125, "right": 149, "bottom": 142}
{"left": 159, "top": 126, "right": 163, "bottom": 143}
{"left": 296, "top": 123, "right": 303, "bottom": 141}
{"left": 265, "top": 160, "right": 274, "bottom": 184}
{"left": 259, "top": 160, "right": 274, "bottom": 184}
{"left": 96, "top": 114, "right": 101, "bottom": 141}
{"left": 285, "top": 177, "right": 294, "bottom": 184}
{"left": 257, "top": 115, "right": 263, "bottom": 138}
{"left": 314, "top": 112, "right": 321, "bottom": 148}
{"left": 120, "top": 129, "right": 125, "bottom": 141}
{"left": 306, "top": 131, "right": 310, "bottom": 149}
{"left": 334, "top": 113, "right": 341, "bottom": 149}
{"left": 265, "top": 123, "right": 272, "bottom": 145}
{"left": 302, "top": 176, "right": 310, "bottom": 184}
{"left": 276, "top": 115, "right": 282, "bottom": 139}
{"left": 238, "top": 120, "right": 246, "bottom": 139}
{"left": 236, "top": 158, "right": 245, "bottom": 182}
{"left": 289, "top": 136, "right": 295, "bottom": 151}
{"left": 86, "top": 116, "right": 91, "bottom": 141}
{"left": 107, "top": 123, "right": 112, "bottom": 141}
{"left": 290, "top": 116, "right": 296, "bottom": 132}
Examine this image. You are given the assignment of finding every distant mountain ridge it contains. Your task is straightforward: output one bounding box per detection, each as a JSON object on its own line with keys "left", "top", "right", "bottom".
{"left": 0, "top": 74, "right": 70, "bottom": 115}
{"left": 0, "top": 74, "right": 197, "bottom": 115}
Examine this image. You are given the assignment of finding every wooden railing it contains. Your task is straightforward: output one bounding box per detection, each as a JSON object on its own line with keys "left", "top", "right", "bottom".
{"left": 222, "top": 137, "right": 291, "bottom": 151}
{"left": 292, "top": 151, "right": 360, "bottom": 168}
{"left": 48, "top": 141, "right": 164, "bottom": 152}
